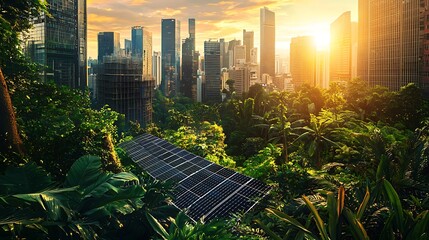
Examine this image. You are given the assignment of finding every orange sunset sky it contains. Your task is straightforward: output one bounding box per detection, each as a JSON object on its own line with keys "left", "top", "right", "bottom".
{"left": 87, "top": 0, "right": 358, "bottom": 59}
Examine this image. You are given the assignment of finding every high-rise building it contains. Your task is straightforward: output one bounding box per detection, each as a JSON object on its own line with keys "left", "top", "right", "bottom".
{"left": 220, "top": 39, "right": 229, "bottom": 69}
{"left": 97, "top": 56, "right": 154, "bottom": 126}
{"left": 152, "top": 51, "right": 162, "bottom": 88}
{"left": 233, "top": 45, "right": 246, "bottom": 66}
{"left": 98, "top": 32, "right": 120, "bottom": 64}
{"left": 227, "top": 40, "right": 241, "bottom": 68}
{"left": 204, "top": 40, "right": 221, "bottom": 103}
{"left": 330, "top": 11, "right": 352, "bottom": 84}
{"left": 358, "top": 0, "right": 421, "bottom": 91}
{"left": 124, "top": 39, "right": 132, "bottom": 56}
{"left": 250, "top": 48, "right": 258, "bottom": 65}
{"left": 421, "top": 1, "right": 429, "bottom": 94}
{"left": 290, "top": 36, "right": 316, "bottom": 87}
{"left": 24, "top": 0, "right": 87, "bottom": 89}
{"left": 131, "top": 26, "right": 153, "bottom": 79}
{"left": 161, "top": 19, "right": 181, "bottom": 96}
{"left": 260, "top": 7, "right": 275, "bottom": 78}
{"left": 229, "top": 67, "right": 250, "bottom": 97}
{"left": 316, "top": 51, "right": 330, "bottom": 89}
{"left": 243, "top": 30, "right": 254, "bottom": 63}
{"left": 182, "top": 19, "right": 198, "bottom": 100}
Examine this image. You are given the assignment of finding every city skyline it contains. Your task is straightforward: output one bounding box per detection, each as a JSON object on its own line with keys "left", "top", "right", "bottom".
{"left": 87, "top": 0, "right": 358, "bottom": 59}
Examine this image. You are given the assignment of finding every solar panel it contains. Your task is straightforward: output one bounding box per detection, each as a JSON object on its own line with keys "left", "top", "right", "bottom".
{"left": 119, "top": 133, "right": 271, "bottom": 222}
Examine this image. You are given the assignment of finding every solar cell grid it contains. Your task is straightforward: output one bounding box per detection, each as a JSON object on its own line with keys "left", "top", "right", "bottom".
{"left": 119, "top": 133, "right": 271, "bottom": 222}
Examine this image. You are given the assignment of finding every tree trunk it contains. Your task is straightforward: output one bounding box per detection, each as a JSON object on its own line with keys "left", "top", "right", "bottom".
{"left": 0, "top": 68, "right": 25, "bottom": 156}
{"left": 102, "top": 133, "right": 122, "bottom": 173}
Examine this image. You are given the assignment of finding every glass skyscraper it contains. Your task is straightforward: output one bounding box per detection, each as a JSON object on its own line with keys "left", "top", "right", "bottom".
{"left": 97, "top": 32, "right": 120, "bottom": 64}
{"left": 260, "top": 7, "right": 275, "bottom": 78}
{"left": 161, "top": 19, "right": 181, "bottom": 96}
{"left": 204, "top": 40, "right": 221, "bottom": 103}
{"left": 24, "top": 0, "right": 87, "bottom": 89}
{"left": 131, "top": 26, "right": 153, "bottom": 79}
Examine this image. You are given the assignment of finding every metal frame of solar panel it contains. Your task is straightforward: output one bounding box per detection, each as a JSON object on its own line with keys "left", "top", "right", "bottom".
{"left": 119, "top": 133, "right": 271, "bottom": 222}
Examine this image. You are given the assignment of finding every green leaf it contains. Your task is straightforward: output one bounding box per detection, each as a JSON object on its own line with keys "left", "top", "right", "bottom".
{"left": 406, "top": 210, "right": 429, "bottom": 240}
{"left": 383, "top": 179, "right": 404, "bottom": 232}
{"left": 343, "top": 208, "right": 369, "bottom": 240}
{"left": 64, "top": 155, "right": 102, "bottom": 188}
{"left": 302, "top": 196, "right": 330, "bottom": 240}
{"left": 0, "top": 163, "right": 53, "bottom": 195}
{"left": 254, "top": 219, "right": 283, "bottom": 240}
{"left": 356, "top": 187, "right": 370, "bottom": 221}
{"left": 266, "top": 208, "right": 315, "bottom": 237}
{"left": 146, "top": 212, "right": 169, "bottom": 240}
{"left": 327, "top": 192, "right": 338, "bottom": 240}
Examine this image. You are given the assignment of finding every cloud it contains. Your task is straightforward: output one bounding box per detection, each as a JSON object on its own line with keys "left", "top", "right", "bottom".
{"left": 87, "top": 0, "right": 357, "bottom": 59}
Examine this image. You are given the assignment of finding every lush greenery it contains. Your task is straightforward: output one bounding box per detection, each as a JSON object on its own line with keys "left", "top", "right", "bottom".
{"left": 1, "top": 1, "right": 428, "bottom": 238}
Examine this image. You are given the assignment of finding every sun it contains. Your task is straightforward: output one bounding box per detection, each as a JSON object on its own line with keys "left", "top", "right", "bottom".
{"left": 313, "top": 31, "right": 330, "bottom": 51}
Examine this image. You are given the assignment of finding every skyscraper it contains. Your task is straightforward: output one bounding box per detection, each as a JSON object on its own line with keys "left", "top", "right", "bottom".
{"left": 131, "top": 26, "right": 153, "bottom": 79}
{"left": 161, "top": 19, "right": 181, "bottom": 96}
{"left": 24, "top": 0, "right": 87, "bottom": 89}
{"left": 330, "top": 11, "right": 352, "bottom": 84}
{"left": 227, "top": 39, "right": 241, "bottom": 68}
{"left": 260, "top": 7, "right": 275, "bottom": 78}
{"left": 152, "top": 51, "right": 162, "bottom": 87}
{"left": 243, "top": 30, "right": 254, "bottom": 63}
{"left": 124, "top": 39, "right": 132, "bottom": 56}
{"left": 98, "top": 32, "right": 120, "bottom": 64}
{"left": 290, "top": 36, "right": 316, "bottom": 87}
{"left": 358, "top": 0, "right": 421, "bottom": 91}
{"left": 220, "top": 39, "right": 229, "bottom": 69}
{"left": 233, "top": 45, "right": 246, "bottom": 66}
{"left": 97, "top": 56, "right": 154, "bottom": 126}
{"left": 182, "top": 19, "right": 198, "bottom": 100}
{"left": 204, "top": 40, "right": 221, "bottom": 103}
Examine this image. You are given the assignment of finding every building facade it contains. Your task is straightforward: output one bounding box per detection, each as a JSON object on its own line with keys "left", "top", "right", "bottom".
{"left": 98, "top": 32, "right": 120, "bottom": 64}
{"left": 330, "top": 11, "right": 352, "bottom": 84}
{"left": 358, "top": 0, "right": 421, "bottom": 91}
{"left": 204, "top": 40, "right": 221, "bottom": 103}
{"left": 260, "top": 7, "right": 275, "bottom": 78}
{"left": 182, "top": 19, "right": 198, "bottom": 100}
{"left": 152, "top": 51, "right": 162, "bottom": 88}
{"left": 161, "top": 19, "right": 181, "bottom": 96}
{"left": 131, "top": 26, "right": 153, "bottom": 79}
{"left": 243, "top": 30, "right": 254, "bottom": 63}
{"left": 290, "top": 36, "right": 316, "bottom": 87}
{"left": 24, "top": 0, "right": 87, "bottom": 89}
{"left": 97, "top": 56, "right": 154, "bottom": 126}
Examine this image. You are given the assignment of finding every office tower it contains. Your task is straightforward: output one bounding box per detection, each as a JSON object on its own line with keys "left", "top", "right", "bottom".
{"left": 152, "top": 51, "right": 162, "bottom": 87}
{"left": 233, "top": 45, "right": 246, "bottom": 66}
{"left": 220, "top": 39, "right": 229, "bottom": 69}
{"left": 124, "top": 39, "right": 132, "bottom": 56}
{"left": 229, "top": 67, "right": 250, "bottom": 97}
{"left": 87, "top": 58, "right": 98, "bottom": 100}
{"left": 243, "top": 30, "right": 254, "bottom": 63}
{"left": 290, "top": 36, "right": 316, "bottom": 87}
{"left": 275, "top": 55, "right": 283, "bottom": 75}
{"left": 204, "top": 40, "right": 221, "bottom": 103}
{"left": 182, "top": 19, "right": 198, "bottom": 100}
{"left": 97, "top": 56, "right": 154, "bottom": 126}
{"left": 330, "top": 11, "right": 352, "bottom": 84}
{"left": 421, "top": 1, "right": 429, "bottom": 94}
{"left": 131, "top": 26, "right": 153, "bottom": 79}
{"left": 227, "top": 40, "right": 241, "bottom": 68}
{"left": 358, "top": 0, "right": 420, "bottom": 91}
{"left": 24, "top": 0, "right": 87, "bottom": 89}
{"left": 260, "top": 7, "right": 275, "bottom": 78}
{"left": 161, "top": 19, "right": 181, "bottom": 96}
{"left": 98, "top": 32, "right": 120, "bottom": 63}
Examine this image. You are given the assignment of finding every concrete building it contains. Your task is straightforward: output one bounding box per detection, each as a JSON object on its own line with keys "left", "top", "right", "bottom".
{"left": 24, "top": 0, "right": 87, "bottom": 89}
{"left": 290, "top": 36, "right": 316, "bottom": 87}
{"left": 204, "top": 40, "right": 221, "bottom": 103}
{"left": 229, "top": 67, "right": 250, "bottom": 97}
{"left": 161, "top": 19, "right": 181, "bottom": 96}
{"left": 97, "top": 56, "right": 154, "bottom": 126}
{"left": 182, "top": 19, "right": 198, "bottom": 100}
{"left": 152, "top": 51, "right": 161, "bottom": 88}
{"left": 233, "top": 45, "right": 246, "bottom": 67}
{"left": 260, "top": 7, "right": 275, "bottom": 78}
{"left": 243, "top": 30, "right": 254, "bottom": 63}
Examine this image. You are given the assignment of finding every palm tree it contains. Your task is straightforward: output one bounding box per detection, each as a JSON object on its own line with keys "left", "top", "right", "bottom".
{"left": 295, "top": 114, "right": 339, "bottom": 169}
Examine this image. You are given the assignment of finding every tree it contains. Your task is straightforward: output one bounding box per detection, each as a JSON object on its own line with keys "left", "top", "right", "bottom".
{"left": 0, "top": 0, "right": 47, "bottom": 156}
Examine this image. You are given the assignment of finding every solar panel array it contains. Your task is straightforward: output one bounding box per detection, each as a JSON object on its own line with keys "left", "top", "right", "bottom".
{"left": 119, "top": 133, "right": 271, "bottom": 221}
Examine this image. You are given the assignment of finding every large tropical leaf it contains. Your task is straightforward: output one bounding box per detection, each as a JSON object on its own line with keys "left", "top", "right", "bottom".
{"left": 0, "top": 163, "right": 53, "bottom": 195}
{"left": 64, "top": 155, "right": 102, "bottom": 188}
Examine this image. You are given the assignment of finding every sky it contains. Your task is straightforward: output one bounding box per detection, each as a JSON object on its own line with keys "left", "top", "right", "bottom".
{"left": 87, "top": 0, "right": 358, "bottom": 60}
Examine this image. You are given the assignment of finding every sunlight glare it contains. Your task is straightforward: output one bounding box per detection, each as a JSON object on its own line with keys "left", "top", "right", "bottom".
{"left": 313, "top": 31, "right": 330, "bottom": 51}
